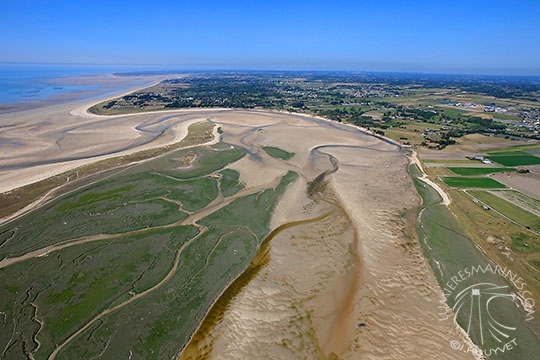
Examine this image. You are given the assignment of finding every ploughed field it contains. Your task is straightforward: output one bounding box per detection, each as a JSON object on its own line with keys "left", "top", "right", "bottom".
{"left": 0, "top": 136, "right": 297, "bottom": 359}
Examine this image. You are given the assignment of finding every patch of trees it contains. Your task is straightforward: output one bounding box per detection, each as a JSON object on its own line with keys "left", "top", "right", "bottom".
{"left": 460, "top": 116, "right": 506, "bottom": 133}
{"left": 103, "top": 100, "right": 117, "bottom": 109}
{"left": 396, "top": 107, "right": 437, "bottom": 122}
{"left": 160, "top": 77, "right": 284, "bottom": 109}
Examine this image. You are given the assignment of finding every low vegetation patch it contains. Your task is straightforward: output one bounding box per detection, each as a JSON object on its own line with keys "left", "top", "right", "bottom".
{"left": 493, "top": 190, "right": 540, "bottom": 217}
{"left": 219, "top": 169, "right": 244, "bottom": 197}
{"left": 262, "top": 146, "right": 295, "bottom": 160}
{"left": 0, "top": 121, "right": 215, "bottom": 220}
{"left": 408, "top": 164, "right": 423, "bottom": 178}
{"left": 307, "top": 172, "right": 328, "bottom": 198}
{"left": 530, "top": 259, "right": 540, "bottom": 271}
{"left": 411, "top": 169, "right": 540, "bottom": 357}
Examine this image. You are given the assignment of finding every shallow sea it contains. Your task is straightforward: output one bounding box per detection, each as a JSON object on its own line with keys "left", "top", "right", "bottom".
{"left": 0, "top": 64, "right": 154, "bottom": 105}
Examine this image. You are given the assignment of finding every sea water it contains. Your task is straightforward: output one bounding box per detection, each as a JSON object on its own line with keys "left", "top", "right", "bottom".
{"left": 0, "top": 64, "right": 145, "bottom": 105}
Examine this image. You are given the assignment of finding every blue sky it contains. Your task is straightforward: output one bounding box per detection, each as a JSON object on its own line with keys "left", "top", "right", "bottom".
{"left": 1, "top": 0, "right": 539, "bottom": 74}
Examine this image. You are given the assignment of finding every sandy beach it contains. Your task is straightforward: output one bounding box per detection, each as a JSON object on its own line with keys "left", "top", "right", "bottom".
{"left": 0, "top": 86, "right": 474, "bottom": 358}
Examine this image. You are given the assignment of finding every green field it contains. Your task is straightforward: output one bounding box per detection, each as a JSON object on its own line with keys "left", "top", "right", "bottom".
{"left": 468, "top": 190, "right": 540, "bottom": 233}
{"left": 442, "top": 176, "right": 506, "bottom": 188}
{"left": 486, "top": 150, "right": 540, "bottom": 166}
{"left": 0, "top": 140, "right": 298, "bottom": 359}
{"left": 262, "top": 146, "right": 295, "bottom": 160}
{"left": 447, "top": 167, "right": 516, "bottom": 176}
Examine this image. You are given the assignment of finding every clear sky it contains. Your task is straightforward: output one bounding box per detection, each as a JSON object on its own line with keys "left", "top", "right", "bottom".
{"left": 1, "top": 0, "right": 539, "bottom": 75}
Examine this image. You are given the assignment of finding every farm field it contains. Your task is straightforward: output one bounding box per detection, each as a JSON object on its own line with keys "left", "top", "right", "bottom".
{"left": 487, "top": 150, "right": 540, "bottom": 166}
{"left": 447, "top": 167, "right": 516, "bottom": 176}
{"left": 468, "top": 190, "right": 540, "bottom": 232}
{"left": 442, "top": 176, "right": 506, "bottom": 188}
{"left": 425, "top": 137, "right": 540, "bottom": 282}
{"left": 490, "top": 190, "right": 540, "bottom": 217}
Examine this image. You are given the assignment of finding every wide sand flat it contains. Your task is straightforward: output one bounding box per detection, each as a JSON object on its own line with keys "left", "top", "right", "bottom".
{"left": 182, "top": 112, "right": 473, "bottom": 359}
{"left": 0, "top": 97, "right": 472, "bottom": 358}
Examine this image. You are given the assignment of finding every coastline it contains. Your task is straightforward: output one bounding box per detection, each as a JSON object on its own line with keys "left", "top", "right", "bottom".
{"left": 0, "top": 78, "right": 195, "bottom": 194}
{"left": 0, "top": 71, "right": 168, "bottom": 114}
{"left": 1, "top": 82, "right": 474, "bottom": 358}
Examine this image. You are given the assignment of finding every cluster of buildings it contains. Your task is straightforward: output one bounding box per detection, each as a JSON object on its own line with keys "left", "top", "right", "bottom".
{"left": 336, "top": 84, "right": 398, "bottom": 98}
{"left": 520, "top": 108, "right": 540, "bottom": 134}
{"left": 483, "top": 105, "right": 506, "bottom": 113}
{"left": 466, "top": 155, "right": 493, "bottom": 164}
{"left": 453, "top": 102, "right": 539, "bottom": 135}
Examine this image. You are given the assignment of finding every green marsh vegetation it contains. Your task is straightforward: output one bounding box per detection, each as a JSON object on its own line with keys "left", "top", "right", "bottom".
{"left": 218, "top": 168, "right": 244, "bottom": 197}
{"left": 262, "top": 146, "right": 295, "bottom": 160}
{"left": 0, "top": 135, "right": 298, "bottom": 359}
{"left": 0, "top": 121, "right": 215, "bottom": 220}
{"left": 407, "top": 163, "right": 423, "bottom": 178}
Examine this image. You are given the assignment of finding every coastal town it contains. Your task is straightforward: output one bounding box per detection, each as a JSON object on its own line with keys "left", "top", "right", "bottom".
{"left": 93, "top": 73, "right": 540, "bottom": 150}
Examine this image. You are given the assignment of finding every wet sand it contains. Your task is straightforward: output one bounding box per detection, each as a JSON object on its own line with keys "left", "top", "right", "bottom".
{"left": 180, "top": 113, "right": 475, "bottom": 359}
{"left": 0, "top": 90, "right": 474, "bottom": 358}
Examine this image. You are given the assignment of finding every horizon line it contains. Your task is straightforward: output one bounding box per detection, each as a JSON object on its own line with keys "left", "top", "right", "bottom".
{"left": 1, "top": 61, "right": 540, "bottom": 78}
